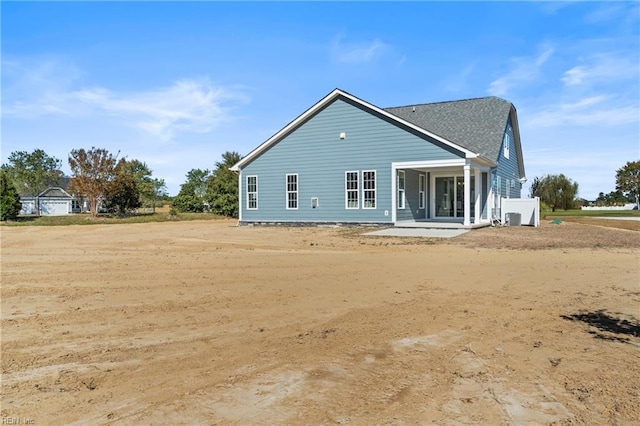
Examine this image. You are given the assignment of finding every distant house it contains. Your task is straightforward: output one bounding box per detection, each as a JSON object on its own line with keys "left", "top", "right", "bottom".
{"left": 231, "top": 88, "right": 526, "bottom": 227}
{"left": 20, "top": 187, "right": 74, "bottom": 216}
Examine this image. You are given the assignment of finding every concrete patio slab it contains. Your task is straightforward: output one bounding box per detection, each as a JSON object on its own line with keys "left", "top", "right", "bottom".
{"left": 363, "top": 228, "right": 470, "bottom": 238}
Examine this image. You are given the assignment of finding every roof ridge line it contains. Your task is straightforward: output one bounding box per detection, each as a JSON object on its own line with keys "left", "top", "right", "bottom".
{"left": 385, "top": 96, "right": 507, "bottom": 109}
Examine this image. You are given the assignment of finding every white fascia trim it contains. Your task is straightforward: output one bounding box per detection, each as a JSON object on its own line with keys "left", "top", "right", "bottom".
{"left": 231, "top": 88, "right": 480, "bottom": 171}
{"left": 391, "top": 159, "right": 495, "bottom": 171}
{"left": 469, "top": 155, "right": 497, "bottom": 168}
{"left": 509, "top": 106, "right": 526, "bottom": 179}
{"left": 392, "top": 159, "right": 465, "bottom": 169}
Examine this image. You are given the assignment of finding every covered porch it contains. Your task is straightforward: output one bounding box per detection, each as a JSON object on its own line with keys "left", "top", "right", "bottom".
{"left": 391, "top": 159, "right": 496, "bottom": 228}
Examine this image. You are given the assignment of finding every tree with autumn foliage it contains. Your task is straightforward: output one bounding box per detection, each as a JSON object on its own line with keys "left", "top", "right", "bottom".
{"left": 68, "top": 147, "right": 118, "bottom": 217}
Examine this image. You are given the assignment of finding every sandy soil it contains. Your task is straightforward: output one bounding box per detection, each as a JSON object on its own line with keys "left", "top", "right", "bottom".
{"left": 1, "top": 219, "right": 639, "bottom": 425}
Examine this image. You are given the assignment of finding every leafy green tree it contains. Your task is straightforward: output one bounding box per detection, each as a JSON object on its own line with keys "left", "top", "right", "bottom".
{"left": 1, "top": 149, "right": 63, "bottom": 196}
{"left": 172, "top": 193, "right": 205, "bottom": 212}
{"left": 173, "top": 169, "right": 210, "bottom": 212}
{"left": 531, "top": 174, "right": 579, "bottom": 212}
{"left": 103, "top": 159, "right": 142, "bottom": 215}
{"left": 68, "top": 147, "right": 118, "bottom": 217}
{"left": 0, "top": 169, "right": 22, "bottom": 221}
{"left": 616, "top": 160, "right": 640, "bottom": 209}
{"left": 596, "top": 190, "right": 629, "bottom": 206}
{"left": 148, "top": 178, "right": 168, "bottom": 212}
{"left": 206, "top": 151, "right": 242, "bottom": 217}
{"left": 121, "top": 159, "right": 153, "bottom": 206}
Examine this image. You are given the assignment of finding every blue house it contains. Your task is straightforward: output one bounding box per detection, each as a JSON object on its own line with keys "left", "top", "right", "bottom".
{"left": 231, "top": 89, "right": 526, "bottom": 227}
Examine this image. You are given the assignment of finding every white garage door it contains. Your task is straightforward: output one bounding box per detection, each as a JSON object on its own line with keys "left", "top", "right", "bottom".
{"left": 20, "top": 200, "right": 37, "bottom": 215}
{"left": 40, "top": 200, "right": 70, "bottom": 216}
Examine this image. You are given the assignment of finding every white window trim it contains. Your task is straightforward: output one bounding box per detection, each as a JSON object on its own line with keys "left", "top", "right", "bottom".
{"left": 286, "top": 173, "right": 298, "bottom": 210}
{"left": 246, "top": 175, "right": 258, "bottom": 210}
{"left": 397, "top": 170, "right": 406, "bottom": 209}
{"left": 419, "top": 173, "right": 426, "bottom": 209}
{"left": 345, "top": 171, "right": 359, "bottom": 209}
{"left": 362, "top": 170, "right": 377, "bottom": 210}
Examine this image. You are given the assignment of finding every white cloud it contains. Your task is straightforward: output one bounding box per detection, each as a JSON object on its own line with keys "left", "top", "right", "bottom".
{"left": 2, "top": 58, "right": 248, "bottom": 142}
{"left": 537, "top": 1, "right": 578, "bottom": 15}
{"left": 71, "top": 79, "right": 245, "bottom": 141}
{"left": 527, "top": 102, "right": 638, "bottom": 127}
{"left": 331, "top": 35, "right": 389, "bottom": 64}
{"left": 583, "top": 3, "right": 638, "bottom": 25}
{"left": 561, "top": 53, "right": 639, "bottom": 87}
{"left": 487, "top": 46, "right": 554, "bottom": 96}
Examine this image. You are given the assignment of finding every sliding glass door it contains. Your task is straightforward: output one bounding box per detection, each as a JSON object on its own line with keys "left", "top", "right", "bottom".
{"left": 434, "top": 176, "right": 475, "bottom": 219}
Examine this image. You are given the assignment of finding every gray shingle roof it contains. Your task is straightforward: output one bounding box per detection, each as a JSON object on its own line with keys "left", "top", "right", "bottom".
{"left": 384, "top": 96, "right": 513, "bottom": 161}
{"left": 39, "top": 187, "right": 72, "bottom": 198}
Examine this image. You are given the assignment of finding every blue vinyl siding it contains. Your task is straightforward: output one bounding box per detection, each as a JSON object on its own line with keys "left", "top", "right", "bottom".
{"left": 481, "top": 172, "right": 489, "bottom": 220}
{"left": 241, "top": 98, "right": 462, "bottom": 222}
{"left": 396, "top": 169, "right": 426, "bottom": 221}
{"left": 495, "top": 116, "right": 521, "bottom": 199}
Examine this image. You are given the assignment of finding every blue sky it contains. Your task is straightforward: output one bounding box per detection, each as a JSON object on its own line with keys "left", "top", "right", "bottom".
{"left": 2, "top": 2, "right": 638, "bottom": 198}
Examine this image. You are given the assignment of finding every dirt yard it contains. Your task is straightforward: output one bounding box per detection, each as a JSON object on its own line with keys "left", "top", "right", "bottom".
{"left": 1, "top": 219, "right": 639, "bottom": 425}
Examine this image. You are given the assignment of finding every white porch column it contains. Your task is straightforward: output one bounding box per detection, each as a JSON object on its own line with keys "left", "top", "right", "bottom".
{"left": 391, "top": 165, "right": 397, "bottom": 223}
{"left": 487, "top": 175, "right": 493, "bottom": 222}
{"left": 474, "top": 167, "right": 481, "bottom": 224}
{"left": 463, "top": 163, "right": 471, "bottom": 226}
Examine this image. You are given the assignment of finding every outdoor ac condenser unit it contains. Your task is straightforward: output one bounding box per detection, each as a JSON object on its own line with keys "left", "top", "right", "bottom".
{"left": 506, "top": 212, "right": 521, "bottom": 226}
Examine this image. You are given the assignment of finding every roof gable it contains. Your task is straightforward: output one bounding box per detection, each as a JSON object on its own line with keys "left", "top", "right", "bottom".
{"left": 38, "top": 187, "right": 73, "bottom": 198}
{"left": 231, "top": 89, "right": 491, "bottom": 171}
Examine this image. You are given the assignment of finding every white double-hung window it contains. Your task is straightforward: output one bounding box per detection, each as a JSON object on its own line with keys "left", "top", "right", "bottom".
{"left": 246, "top": 175, "right": 258, "bottom": 209}
{"left": 397, "top": 170, "right": 406, "bottom": 209}
{"left": 503, "top": 131, "right": 511, "bottom": 159}
{"left": 419, "top": 174, "right": 426, "bottom": 209}
{"left": 345, "top": 171, "right": 359, "bottom": 209}
{"left": 362, "top": 170, "right": 376, "bottom": 209}
{"left": 286, "top": 174, "right": 298, "bottom": 209}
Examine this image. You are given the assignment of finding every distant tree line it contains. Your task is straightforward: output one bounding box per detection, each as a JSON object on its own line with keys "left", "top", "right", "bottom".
{"left": 1, "top": 147, "right": 243, "bottom": 221}
{"left": 529, "top": 160, "right": 639, "bottom": 211}
{"left": 1, "top": 148, "right": 168, "bottom": 219}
